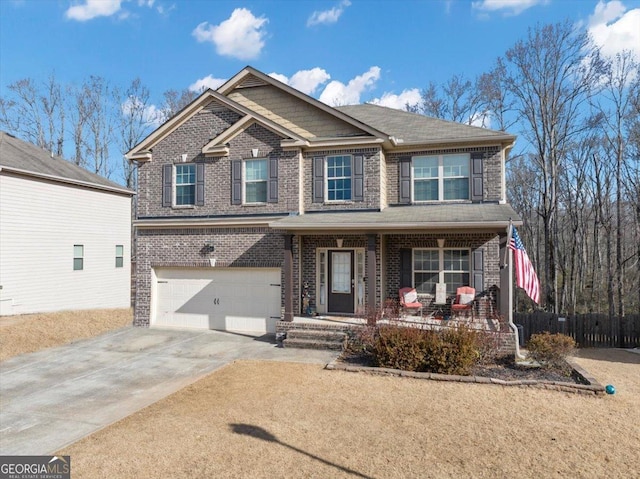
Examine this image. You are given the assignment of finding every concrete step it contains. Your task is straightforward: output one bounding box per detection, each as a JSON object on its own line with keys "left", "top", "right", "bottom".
{"left": 286, "top": 329, "right": 347, "bottom": 342}
{"left": 282, "top": 338, "right": 345, "bottom": 351}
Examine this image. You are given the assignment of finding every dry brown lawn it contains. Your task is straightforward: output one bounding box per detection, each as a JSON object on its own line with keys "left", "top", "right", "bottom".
{"left": 59, "top": 348, "right": 639, "bottom": 479}
{"left": 0, "top": 308, "right": 132, "bottom": 361}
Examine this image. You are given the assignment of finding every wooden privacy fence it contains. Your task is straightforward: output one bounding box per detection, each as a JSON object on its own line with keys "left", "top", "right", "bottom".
{"left": 514, "top": 312, "right": 640, "bottom": 348}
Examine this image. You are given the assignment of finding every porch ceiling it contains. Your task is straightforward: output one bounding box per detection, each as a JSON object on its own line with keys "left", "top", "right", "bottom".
{"left": 270, "top": 203, "right": 522, "bottom": 233}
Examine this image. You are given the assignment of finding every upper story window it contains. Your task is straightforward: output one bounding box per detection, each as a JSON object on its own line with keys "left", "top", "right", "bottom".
{"left": 327, "top": 155, "right": 352, "bottom": 201}
{"left": 244, "top": 159, "right": 267, "bottom": 204}
{"left": 312, "top": 154, "right": 364, "bottom": 204}
{"left": 175, "top": 164, "right": 196, "bottom": 206}
{"left": 162, "top": 163, "right": 204, "bottom": 208}
{"left": 413, "top": 154, "right": 470, "bottom": 201}
{"left": 413, "top": 248, "right": 470, "bottom": 295}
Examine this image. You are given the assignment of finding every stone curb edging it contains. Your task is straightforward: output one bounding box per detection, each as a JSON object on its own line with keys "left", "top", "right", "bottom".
{"left": 325, "top": 358, "right": 606, "bottom": 396}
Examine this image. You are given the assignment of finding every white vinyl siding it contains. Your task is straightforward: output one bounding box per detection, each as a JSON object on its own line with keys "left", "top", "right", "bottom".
{"left": 0, "top": 174, "right": 131, "bottom": 315}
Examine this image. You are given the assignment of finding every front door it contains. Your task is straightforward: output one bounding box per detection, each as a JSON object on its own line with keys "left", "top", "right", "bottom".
{"left": 328, "top": 250, "right": 354, "bottom": 314}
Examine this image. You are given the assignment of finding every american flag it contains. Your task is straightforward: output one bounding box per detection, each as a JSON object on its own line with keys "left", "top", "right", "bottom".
{"left": 509, "top": 226, "right": 540, "bottom": 304}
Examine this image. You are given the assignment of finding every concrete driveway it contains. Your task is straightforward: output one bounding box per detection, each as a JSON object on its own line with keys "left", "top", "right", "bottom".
{"left": 0, "top": 327, "right": 338, "bottom": 455}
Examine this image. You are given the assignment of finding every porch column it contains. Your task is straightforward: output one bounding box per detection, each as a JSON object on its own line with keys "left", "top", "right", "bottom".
{"left": 499, "top": 232, "right": 512, "bottom": 323}
{"left": 283, "top": 234, "right": 294, "bottom": 322}
{"left": 367, "top": 234, "right": 377, "bottom": 312}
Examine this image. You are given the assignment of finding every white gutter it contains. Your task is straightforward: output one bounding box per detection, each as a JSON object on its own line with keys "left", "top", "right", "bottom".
{"left": 134, "top": 216, "right": 282, "bottom": 228}
{"left": 268, "top": 220, "right": 523, "bottom": 230}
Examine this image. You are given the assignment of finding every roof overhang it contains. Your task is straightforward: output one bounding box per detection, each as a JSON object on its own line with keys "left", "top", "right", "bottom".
{"left": 0, "top": 165, "right": 135, "bottom": 196}
{"left": 269, "top": 204, "right": 522, "bottom": 233}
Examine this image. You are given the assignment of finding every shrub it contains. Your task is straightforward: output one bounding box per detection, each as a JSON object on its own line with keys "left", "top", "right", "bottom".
{"left": 526, "top": 332, "right": 576, "bottom": 369}
{"left": 373, "top": 325, "right": 431, "bottom": 371}
{"left": 421, "top": 327, "right": 480, "bottom": 375}
{"left": 370, "top": 324, "right": 483, "bottom": 375}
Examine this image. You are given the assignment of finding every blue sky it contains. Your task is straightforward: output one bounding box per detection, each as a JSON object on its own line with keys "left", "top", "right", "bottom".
{"left": 1, "top": 0, "right": 639, "bottom": 115}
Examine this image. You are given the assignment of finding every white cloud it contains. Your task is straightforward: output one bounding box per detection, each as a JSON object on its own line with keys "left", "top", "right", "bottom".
{"left": 319, "top": 67, "right": 381, "bottom": 106}
{"left": 121, "top": 97, "right": 162, "bottom": 127}
{"left": 193, "top": 8, "right": 268, "bottom": 60}
{"left": 268, "top": 68, "right": 331, "bottom": 95}
{"left": 471, "top": 0, "right": 548, "bottom": 16}
{"left": 65, "top": 0, "right": 124, "bottom": 21}
{"left": 268, "top": 72, "right": 290, "bottom": 84}
{"left": 188, "top": 75, "right": 226, "bottom": 92}
{"left": 588, "top": 1, "right": 640, "bottom": 60}
{"left": 307, "top": 0, "right": 351, "bottom": 26}
{"left": 370, "top": 88, "right": 421, "bottom": 110}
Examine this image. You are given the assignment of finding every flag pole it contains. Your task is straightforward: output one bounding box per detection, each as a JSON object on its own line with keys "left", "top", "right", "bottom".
{"left": 504, "top": 218, "right": 525, "bottom": 359}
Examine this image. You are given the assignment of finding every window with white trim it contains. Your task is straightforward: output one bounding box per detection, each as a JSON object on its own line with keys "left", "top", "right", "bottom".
{"left": 175, "top": 164, "right": 196, "bottom": 206}
{"left": 244, "top": 159, "right": 267, "bottom": 203}
{"left": 115, "top": 245, "right": 124, "bottom": 268}
{"left": 413, "top": 248, "right": 470, "bottom": 295}
{"left": 326, "top": 155, "right": 352, "bottom": 201}
{"left": 413, "top": 153, "right": 470, "bottom": 201}
{"left": 74, "top": 245, "right": 84, "bottom": 271}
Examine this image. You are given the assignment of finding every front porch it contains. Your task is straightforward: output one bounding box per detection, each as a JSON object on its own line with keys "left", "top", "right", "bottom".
{"left": 276, "top": 310, "right": 514, "bottom": 353}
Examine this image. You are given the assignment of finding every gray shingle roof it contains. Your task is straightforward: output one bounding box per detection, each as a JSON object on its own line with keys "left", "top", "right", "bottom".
{"left": 271, "top": 204, "right": 522, "bottom": 231}
{"left": 0, "top": 131, "right": 133, "bottom": 195}
{"left": 335, "top": 104, "right": 515, "bottom": 145}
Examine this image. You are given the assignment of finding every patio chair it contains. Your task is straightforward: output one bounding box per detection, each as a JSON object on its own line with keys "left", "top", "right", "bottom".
{"left": 451, "top": 286, "right": 476, "bottom": 319}
{"left": 399, "top": 287, "right": 423, "bottom": 317}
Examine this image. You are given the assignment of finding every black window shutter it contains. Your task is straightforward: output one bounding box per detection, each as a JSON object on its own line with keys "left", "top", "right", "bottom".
{"left": 162, "top": 164, "right": 172, "bottom": 207}
{"left": 471, "top": 152, "right": 484, "bottom": 202}
{"left": 472, "top": 248, "right": 484, "bottom": 292}
{"left": 353, "top": 154, "right": 364, "bottom": 202}
{"left": 231, "top": 160, "right": 242, "bottom": 205}
{"left": 312, "top": 156, "right": 324, "bottom": 203}
{"left": 195, "top": 163, "right": 205, "bottom": 206}
{"left": 267, "top": 157, "right": 278, "bottom": 203}
{"left": 400, "top": 248, "right": 413, "bottom": 288}
{"left": 399, "top": 156, "right": 411, "bottom": 204}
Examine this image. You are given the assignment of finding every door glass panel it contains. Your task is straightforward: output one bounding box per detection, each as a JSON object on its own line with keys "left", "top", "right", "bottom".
{"left": 331, "top": 252, "right": 351, "bottom": 293}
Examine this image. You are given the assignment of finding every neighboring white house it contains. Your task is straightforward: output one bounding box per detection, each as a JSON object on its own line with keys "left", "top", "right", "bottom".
{"left": 0, "top": 131, "right": 134, "bottom": 316}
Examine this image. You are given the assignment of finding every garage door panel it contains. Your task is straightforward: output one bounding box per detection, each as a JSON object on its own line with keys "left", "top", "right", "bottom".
{"left": 153, "top": 268, "right": 281, "bottom": 334}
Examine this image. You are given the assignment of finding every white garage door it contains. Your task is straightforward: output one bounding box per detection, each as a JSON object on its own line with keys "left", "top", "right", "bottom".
{"left": 153, "top": 268, "right": 281, "bottom": 334}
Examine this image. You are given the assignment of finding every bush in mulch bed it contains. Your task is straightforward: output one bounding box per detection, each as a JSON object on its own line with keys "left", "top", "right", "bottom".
{"left": 343, "top": 322, "right": 579, "bottom": 383}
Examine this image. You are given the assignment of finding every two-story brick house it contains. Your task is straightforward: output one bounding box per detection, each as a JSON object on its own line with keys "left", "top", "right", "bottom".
{"left": 126, "top": 66, "right": 521, "bottom": 335}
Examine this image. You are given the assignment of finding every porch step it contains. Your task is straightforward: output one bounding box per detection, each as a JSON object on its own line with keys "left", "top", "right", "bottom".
{"left": 282, "top": 329, "right": 347, "bottom": 351}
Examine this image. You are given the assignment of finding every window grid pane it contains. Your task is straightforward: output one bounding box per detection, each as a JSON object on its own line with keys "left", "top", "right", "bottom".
{"left": 116, "top": 245, "right": 124, "bottom": 268}
{"left": 327, "top": 155, "right": 352, "bottom": 201}
{"left": 74, "top": 245, "right": 83, "bottom": 271}
{"left": 413, "top": 154, "right": 470, "bottom": 201}
{"left": 413, "top": 249, "right": 470, "bottom": 295}
{"left": 175, "top": 164, "right": 196, "bottom": 206}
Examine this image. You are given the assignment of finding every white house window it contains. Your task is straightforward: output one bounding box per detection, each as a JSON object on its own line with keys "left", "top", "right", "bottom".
{"left": 115, "top": 245, "right": 124, "bottom": 268}
{"left": 175, "top": 164, "right": 196, "bottom": 206}
{"left": 413, "top": 154, "right": 470, "bottom": 201}
{"left": 413, "top": 248, "right": 470, "bottom": 295}
{"left": 326, "top": 155, "right": 352, "bottom": 201}
{"left": 244, "top": 159, "right": 267, "bottom": 203}
{"left": 74, "top": 245, "right": 84, "bottom": 271}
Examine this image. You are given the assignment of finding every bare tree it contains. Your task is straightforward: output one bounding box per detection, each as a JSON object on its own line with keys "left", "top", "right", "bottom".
{"left": 116, "top": 78, "right": 155, "bottom": 189}
{"left": 0, "top": 74, "right": 65, "bottom": 155}
{"left": 159, "top": 88, "right": 198, "bottom": 122}
{"left": 419, "top": 75, "right": 487, "bottom": 126}
{"left": 592, "top": 50, "right": 639, "bottom": 317}
{"left": 81, "top": 76, "right": 116, "bottom": 178}
{"left": 503, "top": 21, "right": 605, "bottom": 312}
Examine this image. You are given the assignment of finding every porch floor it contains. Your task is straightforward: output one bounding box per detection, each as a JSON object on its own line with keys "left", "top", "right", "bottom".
{"left": 291, "top": 313, "right": 503, "bottom": 332}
